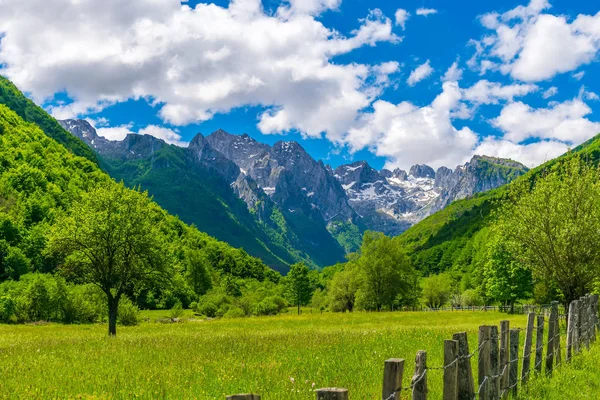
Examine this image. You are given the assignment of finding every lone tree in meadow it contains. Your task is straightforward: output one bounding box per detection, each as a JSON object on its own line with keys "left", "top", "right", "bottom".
{"left": 285, "top": 262, "right": 312, "bottom": 314}
{"left": 498, "top": 156, "right": 600, "bottom": 307}
{"left": 48, "top": 183, "right": 169, "bottom": 336}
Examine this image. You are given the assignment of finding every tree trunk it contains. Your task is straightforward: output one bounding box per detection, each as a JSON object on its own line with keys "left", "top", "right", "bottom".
{"left": 108, "top": 295, "right": 119, "bottom": 336}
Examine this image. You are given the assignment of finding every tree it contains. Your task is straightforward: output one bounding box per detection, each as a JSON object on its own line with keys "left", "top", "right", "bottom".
{"left": 484, "top": 234, "right": 533, "bottom": 312}
{"left": 328, "top": 267, "right": 359, "bottom": 312}
{"left": 185, "top": 249, "right": 212, "bottom": 296}
{"left": 422, "top": 273, "right": 453, "bottom": 308}
{"left": 499, "top": 156, "right": 600, "bottom": 307}
{"left": 47, "top": 183, "right": 169, "bottom": 336}
{"left": 355, "top": 231, "right": 415, "bottom": 311}
{"left": 284, "top": 262, "right": 312, "bottom": 314}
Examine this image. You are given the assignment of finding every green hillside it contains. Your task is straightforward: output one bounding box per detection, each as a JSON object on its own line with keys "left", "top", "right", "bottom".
{"left": 0, "top": 88, "right": 278, "bottom": 303}
{"left": 398, "top": 134, "right": 600, "bottom": 274}
{"left": 0, "top": 77, "right": 98, "bottom": 164}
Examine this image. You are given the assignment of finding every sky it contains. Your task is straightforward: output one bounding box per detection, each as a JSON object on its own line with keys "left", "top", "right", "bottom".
{"left": 0, "top": 0, "right": 599, "bottom": 171}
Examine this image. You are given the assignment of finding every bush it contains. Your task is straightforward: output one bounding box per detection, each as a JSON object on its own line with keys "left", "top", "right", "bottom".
{"left": 462, "top": 289, "right": 483, "bottom": 307}
{"left": 223, "top": 307, "right": 245, "bottom": 318}
{"left": 118, "top": 297, "right": 140, "bottom": 326}
{"left": 254, "top": 297, "right": 279, "bottom": 316}
{"left": 0, "top": 295, "right": 15, "bottom": 322}
{"left": 168, "top": 300, "right": 184, "bottom": 320}
{"left": 197, "top": 301, "right": 218, "bottom": 318}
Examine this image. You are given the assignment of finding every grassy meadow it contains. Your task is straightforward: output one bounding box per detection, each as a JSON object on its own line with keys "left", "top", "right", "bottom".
{"left": 0, "top": 310, "right": 541, "bottom": 399}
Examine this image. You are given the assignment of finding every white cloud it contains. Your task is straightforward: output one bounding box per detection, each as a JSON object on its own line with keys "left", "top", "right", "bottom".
{"left": 343, "top": 82, "right": 479, "bottom": 169}
{"left": 462, "top": 80, "right": 538, "bottom": 105}
{"left": 96, "top": 124, "right": 134, "bottom": 141}
{"left": 138, "top": 125, "right": 188, "bottom": 147}
{"left": 492, "top": 98, "right": 600, "bottom": 144}
{"left": 542, "top": 86, "right": 558, "bottom": 99}
{"left": 395, "top": 9, "right": 410, "bottom": 29}
{"left": 407, "top": 60, "right": 433, "bottom": 86}
{"left": 471, "top": 1, "right": 600, "bottom": 81}
{"left": 416, "top": 8, "right": 438, "bottom": 17}
{"left": 0, "top": 0, "right": 399, "bottom": 142}
{"left": 277, "top": 0, "right": 341, "bottom": 18}
{"left": 572, "top": 71, "right": 585, "bottom": 80}
{"left": 473, "top": 138, "right": 569, "bottom": 168}
{"left": 442, "top": 61, "right": 463, "bottom": 82}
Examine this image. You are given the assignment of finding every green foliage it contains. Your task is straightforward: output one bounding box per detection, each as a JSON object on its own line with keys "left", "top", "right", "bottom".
{"left": 117, "top": 297, "right": 140, "bottom": 326}
{"left": 497, "top": 156, "right": 600, "bottom": 306}
{"left": 422, "top": 273, "right": 453, "bottom": 308}
{"left": 0, "top": 76, "right": 98, "bottom": 163}
{"left": 284, "top": 262, "right": 313, "bottom": 314}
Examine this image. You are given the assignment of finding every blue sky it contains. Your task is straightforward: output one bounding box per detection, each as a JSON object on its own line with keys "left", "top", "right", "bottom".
{"left": 0, "top": 0, "right": 599, "bottom": 170}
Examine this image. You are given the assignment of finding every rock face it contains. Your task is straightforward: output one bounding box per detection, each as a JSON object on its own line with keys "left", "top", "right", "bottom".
{"left": 61, "top": 119, "right": 528, "bottom": 264}
{"left": 334, "top": 156, "right": 528, "bottom": 236}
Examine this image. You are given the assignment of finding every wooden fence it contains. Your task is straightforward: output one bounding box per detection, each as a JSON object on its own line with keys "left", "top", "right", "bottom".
{"left": 226, "top": 295, "right": 599, "bottom": 400}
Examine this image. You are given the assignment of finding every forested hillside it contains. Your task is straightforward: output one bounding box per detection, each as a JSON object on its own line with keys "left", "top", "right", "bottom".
{"left": 0, "top": 84, "right": 284, "bottom": 325}
{"left": 396, "top": 134, "right": 600, "bottom": 276}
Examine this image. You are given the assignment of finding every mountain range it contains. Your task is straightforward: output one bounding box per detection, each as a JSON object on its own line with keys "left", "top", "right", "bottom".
{"left": 59, "top": 119, "right": 528, "bottom": 272}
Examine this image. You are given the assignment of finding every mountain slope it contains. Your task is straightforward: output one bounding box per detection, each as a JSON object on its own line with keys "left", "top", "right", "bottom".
{"left": 59, "top": 120, "right": 348, "bottom": 271}
{"left": 333, "top": 156, "right": 528, "bottom": 237}
{"left": 397, "top": 135, "right": 600, "bottom": 274}
{"left": 0, "top": 76, "right": 98, "bottom": 164}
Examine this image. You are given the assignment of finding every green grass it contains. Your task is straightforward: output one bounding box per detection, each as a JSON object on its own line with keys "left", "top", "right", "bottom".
{"left": 0, "top": 311, "right": 536, "bottom": 399}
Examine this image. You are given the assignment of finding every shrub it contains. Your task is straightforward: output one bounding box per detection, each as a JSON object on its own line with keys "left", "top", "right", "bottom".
{"left": 223, "top": 307, "right": 245, "bottom": 318}
{"left": 117, "top": 297, "right": 140, "bottom": 326}
{"left": 168, "top": 300, "right": 184, "bottom": 320}
{"left": 0, "top": 295, "right": 15, "bottom": 322}
{"left": 197, "top": 301, "right": 218, "bottom": 318}
{"left": 254, "top": 297, "right": 279, "bottom": 316}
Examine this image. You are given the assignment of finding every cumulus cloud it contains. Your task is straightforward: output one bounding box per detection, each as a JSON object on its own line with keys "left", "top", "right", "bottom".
{"left": 471, "top": 0, "right": 600, "bottom": 81}
{"left": 96, "top": 124, "right": 134, "bottom": 141}
{"left": 395, "top": 9, "right": 410, "bottom": 29}
{"left": 462, "top": 80, "right": 538, "bottom": 105}
{"left": 442, "top": 62, "right": 463, "bottom": 82}
{"left": 416, "top": 8, "right": 438, "bottom": 17}
{"left": 343, "top": 82, "right": 479, "bottom": 169}
{"left": 492, "top": 98, "right": 600, "bottom": 144}
{"left": 138, "top": 125, "right": 189, "bottom": 147}
{"left": 407, "top": 60, "right": 433, "bottom": 86}
{"left": 542, "top": 86, "right": 558, "bottom": 99}
{"left": 0, "top": 0, "right": 399, "bottom": 142}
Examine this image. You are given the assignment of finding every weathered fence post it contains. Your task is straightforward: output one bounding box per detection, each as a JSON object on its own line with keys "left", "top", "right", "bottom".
{"left": 546, "top": 302, "right": 557, "bottom": 375}
{"left": 535, "top": 315, "right": 544, "bottom": 374}
{"left": 509, "top": 329, "right": 519, "bottom": 397}
{"left": 554, "top": 304, "right": 561, "bottom": 366}
{"left": 382, "top": 358, "right": 404, "bottom": 400}
{"left": 478, "top": 326, "right": 491, "bottom": 400}
{"left": 578, "top": 296, "right": 587, "bottom": 351}
{"left": 567, "top": 300, "right": 580, "bottom": 360}
{"left": 499, "top": 321, "right": 509, "bottom": 399}
{"left": 591, "top": 295, "right": 599, "bottom": 342}
{"left": 452, "top": 332, "right": 475, "bottom": 400}
{"left": 227, "top": 395, "right": 261, "bottom": 400}
{"left": 316, "top": 388, "right": 348, "bottom": 400}
{"left": 443, "top": 340, "right": 459, "bottom": 400}
{"left": 585, "top": 295, "right": 592, "bottom": 350}
{"left": 521, "top": 313, "right": 535, "bottom": 384}
{"left": 412, "top": 350, "right": 428, "bottom": 400}
{"left": 489, "top": 326, "right": 500, "bottom": 400}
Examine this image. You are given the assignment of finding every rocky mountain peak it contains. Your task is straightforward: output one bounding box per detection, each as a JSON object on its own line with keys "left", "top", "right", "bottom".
{"left": 334, "top": 161, "right": 381, "bottom": 187}
{"left": 392, "top": 168, "right": 408, "bottom": 181}
{"left": 189, "top": 132, "right": 206, "bottom": 148}
{"left": 409, "top": 164, "right": 435, "bottom": 179}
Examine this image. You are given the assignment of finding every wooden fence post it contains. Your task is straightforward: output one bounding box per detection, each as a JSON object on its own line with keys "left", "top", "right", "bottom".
{"left": 578, "top": 296, "right": 587, "bottom": 351}
{"left": 585, "top": 295, "right": 592, "bottom": 349}
{"left": 382, "top": 358, "right": 404, "bottom": 400}
{"left": 443, "top": 340, "right": 459, "bottom": 400}
{"left": 535, "top": 315, "right": 544, "bottom": 374}
{"left": 509, "top": 329, "right": 519, "bottom": 398}
{"left": 567, "top": 300, "right": 579, "bottom": 360}
{"left": 412, "top": 350, "right": 428, "bottom": 400}
{"left": 227, "top": 395, "right": 261, "bottom": 400}
{"left": 521, "top": 313, "right": 535, "bottom": 384}
{"left": 316, "top": 389, "right": 348, "bottom": 400}
{"left": 499, "top": 321, "right": 509, "bottom": 399}
{"left": 553, "top": 302, "right": 561, "bottom": 366}
{"left": 478, "top": 326, "right": 491, "bottom": 400}
{"left": 489, "top": 326, "right": 500, "bottom": 400}
{"left": 591, "top": 295, "right": 599, "bottom": 343}
{"left": 452, "top": 332, "right": 474, "bottom": 400}
{"left": 546, "top": 302, "right": 557, "bottom": 375}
